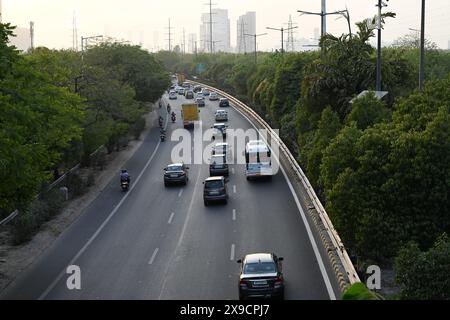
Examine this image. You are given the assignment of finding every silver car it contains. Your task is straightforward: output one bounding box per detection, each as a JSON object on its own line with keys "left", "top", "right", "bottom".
{"left": 215, "top": 110, "right": 228, "bottom": 122}
{"left": 209, "top": 92, "right": 219, "bottom": 101}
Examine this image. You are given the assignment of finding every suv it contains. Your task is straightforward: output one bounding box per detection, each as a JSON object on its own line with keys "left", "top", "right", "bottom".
{"left": 237, "top": 253, "right": 284, "bottom": 300}
{"left": 219, "top": 98, "right": 230, "bottom": 107}
{"left": 203, "top": 176, "right": 228, "bottom": 206}
{"left": 185, "top": 90, "right": 194, "bottom": 99}
{"left": 163, "top": 163, "right": 189, "bottom": 186}
{"left": 209, "top": 154, "right": 229, "bottom": 176}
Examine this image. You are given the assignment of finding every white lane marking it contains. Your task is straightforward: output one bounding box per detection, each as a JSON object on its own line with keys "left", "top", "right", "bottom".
{"left": 230, "top": 97, "right": 337, "bottom": 300}
{"left": 39, "top": 115, "right": 168, "bottom": 300}
{"left": 178, "top": 189, "right": 183, "bottom": 197}
{"left": 148, "top": 248, "right": 159, "bottom": 265}
{"left": 168, "top": 212, "right": 175, "bottom": 224}
{"left": 232, "top": 209, "right": 236, "bottom": 221}
{"left": 158, "top": 167, "right": 202, "bottom": 300}
{"left": 231, "top": 168, "right": 235, "bottom": 175}
{"left": 230, "top": 244, "right": 235, "bottom": 261}
{"left": 233, "top": 185, "right": 236, "bottom": 194}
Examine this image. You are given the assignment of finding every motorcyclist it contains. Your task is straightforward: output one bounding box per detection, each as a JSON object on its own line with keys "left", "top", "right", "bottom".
{"left": 120, "top": 169, "right": 130, "bottom": 184}
{"left": 171, "top": 111, "right": 176, "bottom": 122}
{"left": 167, "top": 104, "right": 171, "bottom": 114}
{"left": 160, "top": 128, "right": 166, "bottom": 141}
{"left": 158, "top": 116, "right": 164, "bottom": 127}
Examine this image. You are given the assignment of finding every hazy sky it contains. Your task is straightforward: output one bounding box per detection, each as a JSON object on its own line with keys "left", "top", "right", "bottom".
{"left": 3, "top": 0, "right": 450, "bottom": 51}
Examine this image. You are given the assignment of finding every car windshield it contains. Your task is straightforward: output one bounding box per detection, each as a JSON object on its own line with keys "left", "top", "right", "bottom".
{"left": 205, "top": 180, "right": 223, "bottom": 189}
{"left": 167, "top": 165, "right": 183, "bottom": 172}
{"left": 244, "top": 262, "right": 276, "bottom": 274}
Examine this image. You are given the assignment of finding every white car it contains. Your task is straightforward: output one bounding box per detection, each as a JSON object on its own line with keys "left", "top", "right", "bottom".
{"left": 211, "top": 123, "right": 228, "bottom": 140}
{"left": 169, "top": 90, "right": 177, "bottom": 100}
{"left": 178, "top": 87, "right": 185, "bottom": 95}
{"left": 212, "top": 142, "right": 233, "bottom": 161}
{"left": 215, "top": 109, "right": 228, "bottom": 122}
{"left": 209, "top": 92, "right": 219, "bottom": 101}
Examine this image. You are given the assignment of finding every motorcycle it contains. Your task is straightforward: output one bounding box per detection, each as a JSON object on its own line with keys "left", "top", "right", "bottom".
{"left": 171, "top": 115, "right": 176, "bottom": 123}
{"left": 160, "top": 134, "right": 166, "bottom": 142}
{"left": 121, "top": 180, "right": 129, "bottom": 191}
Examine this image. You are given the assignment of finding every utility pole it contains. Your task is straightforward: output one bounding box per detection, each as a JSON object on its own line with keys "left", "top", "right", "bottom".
{"left": 244, "top": 32, "right": 267, "bottom": 64}
{"left": 204, "top": 0, "right": 217, "bottom": 53}
{"left": 266, "top": 25, "right": 298, "bottom": 53}
{"left": 29, "top": 21, "right": 34, "bottom": 50}
{"left": 419, "top": 0, "right": 426, "bottom": 91}
{"left": 375, "top": 0, "right": 388, "bottom": 91}
{"left": 166, "top": 18, "right": 173, "bottom": 51}
{"left": 182, "top": 28, "right": 186, "bottom": 55}
{"left": 72, "top": 12, "right": 78, "bottom": 51}
{"left": 298, "top": 1, "right": 348, "bottom": 39}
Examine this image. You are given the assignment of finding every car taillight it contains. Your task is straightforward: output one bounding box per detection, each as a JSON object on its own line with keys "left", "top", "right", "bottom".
{"left": 274, "top": 277, "right": 283, "bottom": 287}
{"left": 239, "top": 279, "right": 248, "bottom": 287}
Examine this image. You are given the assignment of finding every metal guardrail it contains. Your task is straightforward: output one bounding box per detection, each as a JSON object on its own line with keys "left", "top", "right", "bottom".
{"left": 189, "top": 80, "right": 360, "bottom": 289}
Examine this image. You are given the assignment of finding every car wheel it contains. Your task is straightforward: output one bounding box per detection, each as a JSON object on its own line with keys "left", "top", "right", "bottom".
{"left": 183, "top": 178, "right": 187, "bottom": 185}
{"left": 224, "top": 199, "right": 228, "bottom": 205}
{"left": 246, "top": 176, "right": 250, "bottom": 181}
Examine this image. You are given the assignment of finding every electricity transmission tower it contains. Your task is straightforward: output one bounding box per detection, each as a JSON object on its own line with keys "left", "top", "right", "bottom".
{"left": 285, "top": 15, "right": 297, "bottom": 52}
{"left": 72, "top": 12, "right": 78, "bottom": 51}
{"left": 166, "top": 18, "right": 174, "bottom": 51}
{"left": 237, "top": 19, "right": 248, "bottom": 53}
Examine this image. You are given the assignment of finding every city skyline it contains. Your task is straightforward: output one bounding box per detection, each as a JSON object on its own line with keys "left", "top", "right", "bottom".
{"left": 2, "top": 0, "right": 450, "bottom": 52}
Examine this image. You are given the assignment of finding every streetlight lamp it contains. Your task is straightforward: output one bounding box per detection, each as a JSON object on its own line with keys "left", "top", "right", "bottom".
{"left": 266, "top": 26, "right": 298, "bottom": 53}
{"left": 244, "top": 32, "right": 268, "bottom": 64}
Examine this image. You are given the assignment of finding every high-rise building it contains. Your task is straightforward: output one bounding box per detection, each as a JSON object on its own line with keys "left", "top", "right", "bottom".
{"left": 236, "top": 12, "right": 256, "bottom": 53}
{"left": 199, "top": 8, "right": 230, "bottom": 53}
{"left": 448, "top": 40, "right": 450, "bottom": 50}
{"left": 188, "top": 33, "right": 197, "bottom": 54}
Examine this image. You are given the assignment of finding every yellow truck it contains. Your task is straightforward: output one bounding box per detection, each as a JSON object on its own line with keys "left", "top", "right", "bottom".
{"left": 182, "top": 104, "right": 200, "bottom": 129}
{"left": 177, "top": 73, "right": 186, "bottom": 85}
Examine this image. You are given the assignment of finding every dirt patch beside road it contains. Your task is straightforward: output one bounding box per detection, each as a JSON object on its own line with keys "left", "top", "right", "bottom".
{"left": 0, "top": 107, "right": 160, "bottom": 294}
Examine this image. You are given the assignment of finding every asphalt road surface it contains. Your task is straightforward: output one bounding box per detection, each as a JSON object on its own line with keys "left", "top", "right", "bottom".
{"left": 1, "top": 87, "right": 341, "bottom": 300}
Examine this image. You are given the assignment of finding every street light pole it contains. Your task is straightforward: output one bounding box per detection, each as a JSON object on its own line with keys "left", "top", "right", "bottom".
{"left": 375, "top": 0, "right": 388, "bottom": 92}
{"left": 266, "top": 26, "right": 298, "bottom": 54}
{"left": 419, "top": 0, "right": 426, "bottom": 91}
{"left": 244, "top": 33, "right": 267, "bottom": 64}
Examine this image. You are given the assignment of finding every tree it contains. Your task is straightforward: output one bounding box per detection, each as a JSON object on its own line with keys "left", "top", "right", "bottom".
{"left": 0, "top": 23, "right": 85, "bottom": 217}
{"left": 395, "top": 234, "right": 450, "bottom": 300}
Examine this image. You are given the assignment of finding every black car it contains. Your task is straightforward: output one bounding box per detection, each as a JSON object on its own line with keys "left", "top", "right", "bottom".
{"left": 193, "top": 85, "right": 202, "bottom": 93}
{"left": 209, "top": 154, "right": 229, "bottom": 176}
{"left": 164, "top": 163, "right": 189, "bottom": 186}
{"left": 185, "top": 90, "right": 194, "bottom": 99}
{"left": 237, "top": 253, "right": 284, "bottom": 300}
{"left": 203, "top": 176, "right": 228, "bottom": 206}
{"left": 219, "top": 98, "right": 230, "bottom": 107}
{"left": 196, "top": 97, "right": 205, "bottom": 107}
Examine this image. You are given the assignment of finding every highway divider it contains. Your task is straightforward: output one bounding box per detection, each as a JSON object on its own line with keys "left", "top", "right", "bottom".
{"left": 188, "top": 80, "right": 361, "bottom": 292}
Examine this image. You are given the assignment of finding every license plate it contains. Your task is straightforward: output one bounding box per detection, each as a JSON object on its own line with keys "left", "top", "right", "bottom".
{"left": 209, "top": 191, "right": 219, "bottom": 195}
{"left": 170, "top": 174, "right": 178, "bottom": 178}
{"left": 253, "top": 280, "right": 268, "bottom": 286}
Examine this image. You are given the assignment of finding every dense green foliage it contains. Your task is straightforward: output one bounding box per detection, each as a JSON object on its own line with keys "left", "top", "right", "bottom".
{"left": 395, "top": 234, "right": 450, "bottom": 299}
{"left": 342, "top": 282, "right": 384, "bottom": 300}
{"left": 0, "top": 23, "right": 169, "bottom": 219}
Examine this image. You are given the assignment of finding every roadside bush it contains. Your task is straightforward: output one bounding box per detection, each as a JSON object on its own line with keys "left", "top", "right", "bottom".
{"left": 86, "top": 171, "right": 96, "bottom": 187}
{"left": 342, "top": 282, "right": 384, "bottom": 300}
{"left": 131, "top": 117, "right": 146, "bottom": 140}
{"left": 395, "top": 234, "right": 450, "bottom": 300}
{"left": 11, "top": 210, "right": 37, "bottom": 245}
{"left": 66, "top": 172, "right": 85, "bottom": 197}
